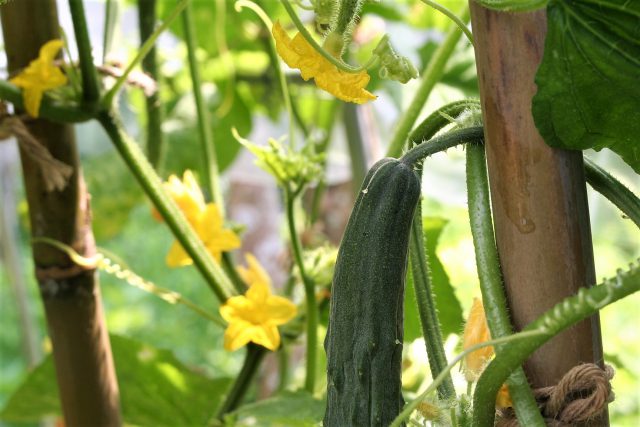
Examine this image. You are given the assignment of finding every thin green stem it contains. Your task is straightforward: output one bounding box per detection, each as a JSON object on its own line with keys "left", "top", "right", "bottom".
{"left": 216, "top": 344, "right": 267, "bottom": 419}
{"left": 473, "top": 262, "right": 640, "bottom": 427}
{"left": 213, "top": 0, "right": 235, "bottom": 119}
{"left": 59, "top": 26, "right": 83, "bottom": 99}
{"left": 408, "top": 99, "right": 480, "bottom": 143}
{"left": 280, "top": 0, "right": 364, "bottom": 73}
{"left": 235, "top": 0, "right": 296, "bottom": 145}
{"left": 97, "top": 110, "right": 236, "bottom": 302}
{"left": 138, "top": 0, "right": 165, "bottom": 170}
{"left": 68, "top": 0, "right": 101, "bottom": 107}
{"left": 584, "top": 157, "right": 640, "bottom": 228}
{"left": 182, "top": 1, "right": 223, "bottom": 210}
{"left": 343, "top": 103, "right": 367, "bottom": 193}
{"left": 400, "top": 126, "right": 484, "bottom": 166}
{"left": 390, "top": 330, "right": 546, "bottom": 427}
{"left": 466, "top": 143, "right": 544, "bottom": 427}
{"left": 419, "top": 0, "right": 474, "bottom": 45}
{"left": 0, "top": 80, "right": 92, "bottom": 123}
{"left": 409, "top": 206, "right": 456, "bottom": 399}
{"left": 102, "top": 0, "right": 188, "bottom": 108}
{"left": 222, "top": 253, "right": 248, "bottom": 294}
{"left": 334, "top": 0, "right": 364, "bottom": 38}
{"left": 102, "top": 0, "right": 117, "bottom": 64}
{"left": 405, "top": 100, "right": 480, "bottom": 400}
{"left": 277, "top": 345, "right": 290, "bottom": 391}
{"left": 386, "top": 5, "right": 470, "bottom": 158}
{"left": 285, "top": 189, "right": 317, "bottom": 393}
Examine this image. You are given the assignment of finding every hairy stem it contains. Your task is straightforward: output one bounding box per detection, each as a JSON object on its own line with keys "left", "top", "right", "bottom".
{"left": 69, "top": 0, "right": 101, "bottom": 107}
{"left": 216, "top": 344, "right": 267, "bottom": 418}
{"left": 0, "top": 80, "right": 92, "bottom": 122}
{"left": 400, "top": 126, "right": 484, "bottom": 166}
{"left": 138, "top": 0, "right": 165, "bottom": 170}
{"left": 182, "top": 2, "right": 223, "bottom": 209}
{"left": 473, "top": 261, "right": 640, "bottom": 426}
{"left": 285, "top": 189, "right": 317, "bottom": 393}
{"left": 409, "top": 206, "right": 456, "bottom": 399}
{"left": 103, "top": 0, "right": 188, "bottom": 107}
{"left": 386, "top": 5, "right": 470, "bottom": 158}
{"left": 584, "top": 157, "right": 640, "bottom": 229}
{"left": 97, "top": 110, "right": 235, "bottom": 302}
{"left": 466, "top": 143, "right": 544, "bottom": 426}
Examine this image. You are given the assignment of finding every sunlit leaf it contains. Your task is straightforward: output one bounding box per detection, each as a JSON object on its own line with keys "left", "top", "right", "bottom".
{"left": 0, "top": 335, "right": 231, "bottom": 425}
{"left": 423, "top": 217, "right": 464, "bottom": 337}
{"left": 225, "top": 391, "right": 324, "bottom": 427}
{"left": 532, "top": 0, "right": 640, "bottom": 173}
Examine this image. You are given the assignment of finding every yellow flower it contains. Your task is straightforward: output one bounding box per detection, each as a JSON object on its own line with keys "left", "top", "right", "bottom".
{"left": 152, "top": 170, "right": 205, "bottom": 225}
{"left": 496, "top": 383, "right": 513, "bottom": 409}
{"left": 463, "top": 298, "right": 513, "bottom": 408}
{"left": 462, "top": 297, "right": 493, "bottom": 382}
{"left": 272, "top": 21, "right": 376, "bottom": 104}
{"left": 152, "top": 171, "right": 240, "bottom": 267}
{"left": 220, "top": 254, "right": 297, "bottom": 351}
{"left": 237, "top": 253, "right": 271, "bottom": 287}
{"left": 166, "top": 203, "right": 241, "bottom": 267}
{"left": 9, "top": 39, "right": 68, "bottom": 118}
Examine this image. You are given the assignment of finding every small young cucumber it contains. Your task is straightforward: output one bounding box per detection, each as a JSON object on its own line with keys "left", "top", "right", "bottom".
{"left": 324, "top": 158, "right": 421, "bottom": 426}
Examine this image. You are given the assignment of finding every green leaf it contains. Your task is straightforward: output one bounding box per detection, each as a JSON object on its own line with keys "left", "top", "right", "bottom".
{"left": 404, "top": 267, "right": 422, "bottom": 342}
{"left": 1, "top": 335, "right": 231, "bottom": 425}
{"left": 532, "top": 0, "right": 640, "bottom": 174}
{"left": 225, "top": 391, "right": 324, "bottom": 427}
{"left": 423, "top": 217, "right": 464, "bottom": 338}
{"left": 164, "top": 86, "right": 250, "bottom": 179}
{"left": 404, "top": 217, "right": 464, "bottom": 342}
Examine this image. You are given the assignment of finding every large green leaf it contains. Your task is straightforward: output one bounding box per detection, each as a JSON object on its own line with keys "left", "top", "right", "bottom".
{"left": 532, "top": 0, "right": 640, "bottom": 174}
{"left": 404, "top": 217, "right": 464, "bottom": 342}
{"left": 0, "top": 335, "right": 231, "bottom": 425}
{"left": 423, "top": 217, "right": 464, "bottom": 338}
{"left": 164, "top": 86, "right": 250, "bottom": 181}
{"left": 225, "top": 391, "right": 324, "bottom": 427}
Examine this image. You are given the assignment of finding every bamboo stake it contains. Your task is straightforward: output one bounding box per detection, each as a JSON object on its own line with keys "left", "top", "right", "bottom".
{"left": 1, "top": 1, "right": 122, "bottom": 425}
{"left": 468, "top": 4, "right": 605, "bottom": 423}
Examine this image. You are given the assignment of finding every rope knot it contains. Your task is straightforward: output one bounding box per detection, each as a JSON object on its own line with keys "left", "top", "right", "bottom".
{"left": 497, "top": 363, "right": 614, "bottom": 426}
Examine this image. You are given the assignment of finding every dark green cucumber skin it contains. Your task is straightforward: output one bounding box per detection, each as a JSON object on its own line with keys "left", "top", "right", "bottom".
{"left": 324, "top": 158, "right": 421, "bottom": 427}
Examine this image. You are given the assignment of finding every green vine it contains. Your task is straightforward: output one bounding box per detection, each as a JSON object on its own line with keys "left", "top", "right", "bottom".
{"left": 472, "top": 260, "right": 640, "bottom": 426}
{"left": 466, "top": 143, "right": 544, "bottom": 426}
{"left": 585, "top": 157, "right": 640, "bottom": 228}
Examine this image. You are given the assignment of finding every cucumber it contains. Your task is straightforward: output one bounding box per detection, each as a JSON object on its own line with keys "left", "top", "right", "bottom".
{"left": 324, "top": 158, "right": 421, "bottom": 426}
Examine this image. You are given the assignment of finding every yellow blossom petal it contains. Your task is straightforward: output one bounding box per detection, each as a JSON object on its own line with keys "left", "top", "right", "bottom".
{"left": 463, "top": 297, "right": 494, "bottom": 382}
{"left": 153, "top": 170, "right": 205, "bottom": 224}
{"left": 246, "top": 280, "right": 270, "bottom": 303}
{"left": 264, "top": 296, "right": 297, "bottom": 325}
{"left": 165, "top": 240, "right": 192, "bottom": 267}
{"left": 219, "top": 274, "right": 297, "bottom": 351}
{"left": 22, "top": 88, "right": 44, "bottom": 118}
{"left": 272, "top": 21, "right": 376, "bottom": 104}
{"left": 496, "top": 383, "right": 513, "bottom": 409}
{"left": 39, "top": 39, "right": 65, "bottom": 63}
{"left": 9, "top": 39, "right": 68, "bottom": 118}
{"left": 249, "top": 324, "right": 281, "bottom": 351}
{"left": 237, "top": 253, "right": 271, "bottom": 287}
{"left": 224, "top": 321, "right": 258, "bottom": 351}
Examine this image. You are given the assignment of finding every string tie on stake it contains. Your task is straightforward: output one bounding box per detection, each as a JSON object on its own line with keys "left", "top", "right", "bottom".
{"left": 497, "top": 363, "right": 614, "bottom": 426}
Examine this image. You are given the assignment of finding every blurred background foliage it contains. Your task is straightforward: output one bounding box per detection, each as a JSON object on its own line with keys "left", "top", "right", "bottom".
{"left": 0, "top": 0, "right": 638, "bottom": 425}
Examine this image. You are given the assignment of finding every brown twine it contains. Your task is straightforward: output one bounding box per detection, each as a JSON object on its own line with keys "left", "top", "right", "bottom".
{"left": 97, "top": 63, "right": 157, "bottom": 97}
{"left": 496, "top": 363, "right": 614, "bottom": 427}
{"left": 0, "top": 104, "right": 73, "bottom": 192}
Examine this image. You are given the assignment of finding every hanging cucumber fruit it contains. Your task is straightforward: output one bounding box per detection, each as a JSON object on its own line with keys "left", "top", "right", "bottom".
{"left": 324, "top": 127, "right": 484, "bottom": 426}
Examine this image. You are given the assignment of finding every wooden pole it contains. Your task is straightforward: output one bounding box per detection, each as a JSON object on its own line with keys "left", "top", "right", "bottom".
{"left": 469, "top": 0, "right": 604, "bottom": 400}
{"left": 1, "top": 1, "right": 122, "bottom": 425}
